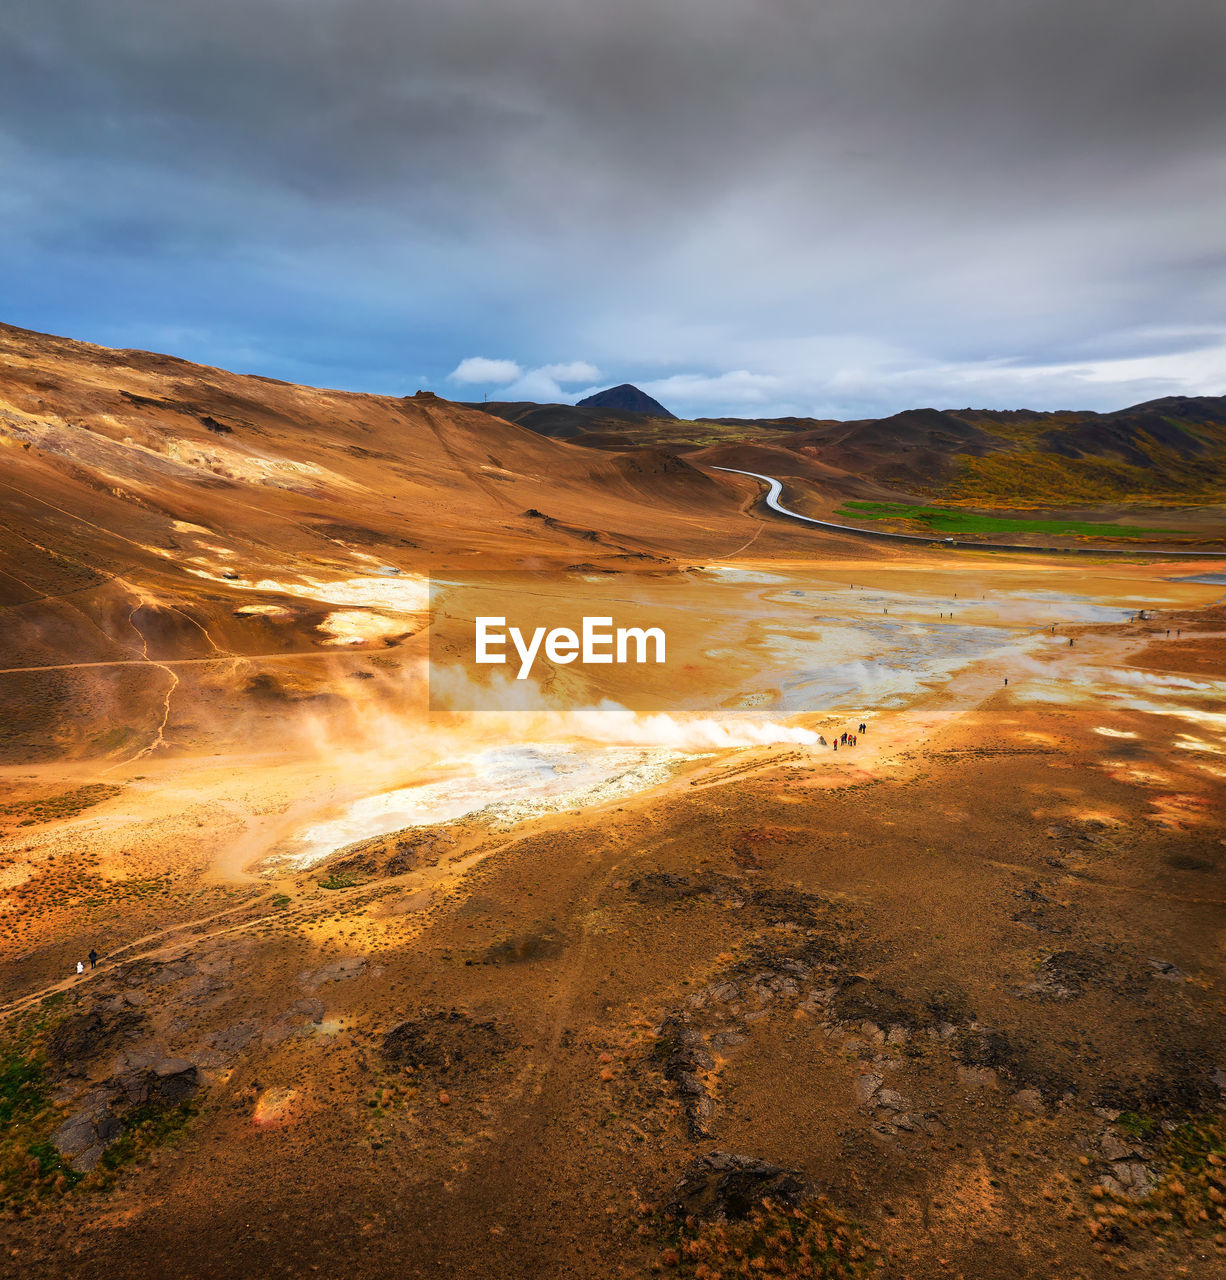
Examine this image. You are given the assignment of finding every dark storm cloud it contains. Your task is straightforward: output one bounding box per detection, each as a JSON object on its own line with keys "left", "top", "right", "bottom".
{"left": 2, "top": 0, "right": 1224, "bottom": 413}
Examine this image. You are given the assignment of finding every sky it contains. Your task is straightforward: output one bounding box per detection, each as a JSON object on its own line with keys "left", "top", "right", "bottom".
{"left": 2, "top": 0, "right": 1225, "bottom": 420}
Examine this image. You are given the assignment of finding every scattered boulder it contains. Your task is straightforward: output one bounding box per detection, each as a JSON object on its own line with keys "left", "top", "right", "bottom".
{"left": 1013, "top": 1088, "right": 1045, "bottom": 1115}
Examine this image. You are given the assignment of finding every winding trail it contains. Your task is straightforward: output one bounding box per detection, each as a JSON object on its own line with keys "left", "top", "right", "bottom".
{"left": 712, "top": 466, "right": 1226, "bottom": 558}
{"left": 0, "top": 650, "right": 352, "bottom": 677}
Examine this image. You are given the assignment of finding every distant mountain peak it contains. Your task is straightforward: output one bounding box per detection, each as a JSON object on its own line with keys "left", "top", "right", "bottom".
{"left": 576, "top": 383, "right": 676, "bottom": 418}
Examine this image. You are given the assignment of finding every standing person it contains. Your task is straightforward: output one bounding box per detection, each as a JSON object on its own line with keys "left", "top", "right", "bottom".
{"left": 76, "top": 961, "right": 84, "bottom": 975}
{"left": 833, "top": 739, "right": 838, "bottom": 752}
{"left": 88, "top": 948, "right": 98, "bottom": 969}
{"left": 1069, "top": 638, "right": 1074, "bottom": 647}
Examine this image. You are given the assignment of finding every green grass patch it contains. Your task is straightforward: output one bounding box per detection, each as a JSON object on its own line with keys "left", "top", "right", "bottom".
{"left": 1107, "top": 1111, "right": 1226, "bottom": 1239}
{"left": 0, "top": 1050, "right": 46, "bottom": 1126}
{"left": 0, "top": 1003, "right": 81, "bottom": 1208}
{"left": 1117, "top": 1110, "right": 1160, "bottom": 1141}
{"left": 836, "top": 500, "right": 1172, "bottom": 539}
{"left": 0, "top": 999, "right": 200, "bottom": 1208}
{"left": 319, "top": 873, "right": 358, "bottom": 891}
{"left": 99, "top": 1099, "right": 196, "bottom": 1172}
{"left": 0, "top": 783, "right": 123, "bottom": 826}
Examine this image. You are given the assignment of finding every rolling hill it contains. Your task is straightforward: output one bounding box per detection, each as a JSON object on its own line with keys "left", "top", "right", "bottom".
{"left": 481, "top": 393, "right": 1226, "bottom": 507}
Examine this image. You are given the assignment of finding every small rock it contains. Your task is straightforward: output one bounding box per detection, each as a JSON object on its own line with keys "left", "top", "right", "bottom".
{"left": 1111, "top": 1159, "right": 1156, "bottom": 1199}
{"left": 855, "top": 1073, "right": 883, "bottom": 1105}
{"left": 674, "top": 1071, "right": 705, "bottom": 1097}
{"left": 689, "top": 1094, "right": 715, "bottom": 1137}
{"left": 1101, "top": 1131, "right": 1143, "bottom": 1162}
{"left": 956, "top": 1065, "right": 998, "bottom": 1090}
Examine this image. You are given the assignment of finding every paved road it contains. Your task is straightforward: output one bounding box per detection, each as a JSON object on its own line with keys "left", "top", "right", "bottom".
{"left": 712, "top": 466, "right": 1226, "bottom": 559}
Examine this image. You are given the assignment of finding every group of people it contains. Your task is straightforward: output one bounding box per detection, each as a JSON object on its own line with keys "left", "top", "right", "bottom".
{"left": 74, "top": 948, "right": 99, "bottom": 976}
{"left": 827, "top": 722, "right": 866, "bottom": 752}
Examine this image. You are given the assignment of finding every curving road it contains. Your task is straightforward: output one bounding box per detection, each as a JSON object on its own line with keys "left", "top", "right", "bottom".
{"left": 711, "top": 466, "right": 1226, "bottom": 559}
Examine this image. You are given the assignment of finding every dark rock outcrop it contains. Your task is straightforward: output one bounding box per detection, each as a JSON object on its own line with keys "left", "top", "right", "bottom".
{"left": 381, "top": 1010, "right": 504, "bottom": 1078}
{"left": 666, "top": 1151, "right": 808, "bottom": 1220}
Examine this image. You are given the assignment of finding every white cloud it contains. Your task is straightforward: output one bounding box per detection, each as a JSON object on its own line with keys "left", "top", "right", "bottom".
{"left": 501, "top": 369, "right": 567, "bottom": 401}
{"left": 449, "top": 358, "right": 601, "bottom": 401}
{"left": 627, "top": 329, "right": 1226, "bottom": 421}
{"left": 538, "top": 360, "right": 600, "bottom": 383}
{"left": 449, "top": 356, "right": 522, "bottom": 384}
{"left": 493, "top": 360, "right": 604, "bottom": 403}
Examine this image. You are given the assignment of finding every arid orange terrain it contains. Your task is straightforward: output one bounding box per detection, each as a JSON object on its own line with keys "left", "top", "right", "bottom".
{"left": 1, "top": 324, "right": 1225, "bottom": 1280}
